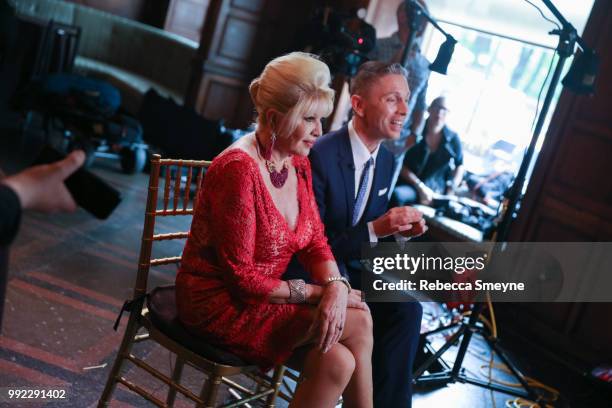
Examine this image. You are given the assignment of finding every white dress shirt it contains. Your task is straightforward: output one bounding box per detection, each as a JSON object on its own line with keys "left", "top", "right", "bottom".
{"left": 348, "top": 120, "right": 410, "bottom": 243}
{"left": 348, "top": 120, "right": 380, "bottom": 242}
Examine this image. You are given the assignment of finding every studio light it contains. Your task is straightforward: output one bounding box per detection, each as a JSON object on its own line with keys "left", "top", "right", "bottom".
{"left": 401, "top": 0, "right": 457, "bottom": 75}
{"left": 562, "top": 47, "right": 599, "bottom": 94}
{"left": 429, "top": 35, "right": 457, "bottom": 75}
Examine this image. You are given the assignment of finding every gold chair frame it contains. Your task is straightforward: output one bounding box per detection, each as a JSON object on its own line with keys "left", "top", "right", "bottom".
{"left": 98, "top": 154, "right": 285, "bottom": 407}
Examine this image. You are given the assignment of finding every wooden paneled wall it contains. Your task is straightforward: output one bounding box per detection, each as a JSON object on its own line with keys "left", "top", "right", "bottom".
{"left": 500, "top": 0, "right": 612, "bottom": 364}
{"left": 164, "top": 0, "right": 210, "bottom": 42}
{"left": 183, "top": 0, "right": 372, "bottom": 129}
{"left": 184, "top": 0, "right": 317, "bottom": 128}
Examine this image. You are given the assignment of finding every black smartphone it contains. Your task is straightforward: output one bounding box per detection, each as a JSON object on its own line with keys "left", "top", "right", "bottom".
{"left": 34, "top": 145, "right": 122, "bottom": 219}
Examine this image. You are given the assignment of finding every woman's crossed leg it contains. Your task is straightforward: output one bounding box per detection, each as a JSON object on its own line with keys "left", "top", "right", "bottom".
{"left": 287, "top": 307, "right": 373, "bottom": 408}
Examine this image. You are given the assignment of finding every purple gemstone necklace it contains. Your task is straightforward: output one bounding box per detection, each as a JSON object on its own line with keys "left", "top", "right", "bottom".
{"left": 255, "top": 132, "right": 289, "bottom": 188}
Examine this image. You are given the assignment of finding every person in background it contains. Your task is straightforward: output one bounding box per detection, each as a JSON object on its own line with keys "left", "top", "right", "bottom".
{"left": 369, "top": 0, "right": 431, "bottom": 193}
{"left": 393, "top": 96, "right": 464, "bottom": 206}
{"left": 0, "top": 150, "right": 85, "bottom": 330}
{"left": 176, "top": 52, "right": 374, "bottom": 408}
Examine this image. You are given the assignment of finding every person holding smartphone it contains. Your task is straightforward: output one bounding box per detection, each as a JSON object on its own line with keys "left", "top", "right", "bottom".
{"left": 0, "top": 149, "right": 85, "bottom": 330}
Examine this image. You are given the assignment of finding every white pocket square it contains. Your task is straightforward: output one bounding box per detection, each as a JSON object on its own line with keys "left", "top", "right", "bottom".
{"left": 378, "top": 187, "right": 388, "bottom": 196}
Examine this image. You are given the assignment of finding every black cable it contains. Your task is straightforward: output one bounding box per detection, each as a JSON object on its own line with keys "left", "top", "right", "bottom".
{"left": 531, "top": 51, "right": 556, "bottom": 132}
{"left": 522, "top": 1, "right": 565, "bottom": 141}
{"left": 523, "top": 0, "right": 561, "bottom": 30}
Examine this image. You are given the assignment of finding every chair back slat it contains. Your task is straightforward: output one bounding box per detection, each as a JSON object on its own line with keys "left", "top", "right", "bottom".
{"left": 133, "top": 155, "right": 211, "bottom": 298}
{"left": 173, "top": 162, "right": 182, "bottom": 210}
{"left": 150, "top": 256, "right": 183, "bottom": 267}
{"left": 152, "top": 232, "right": 189, "bottom": 241}
{"left": 195, "top": 167, "right": 204, "bottom": 207}
{"left": 155, "top": 209, "right": 195, "bottom": 216}
{"left": 183, "top": 167, "right": 193, "bottom": 211}
{"left": 163, "top": 165, "right": 172, "bottom": 212}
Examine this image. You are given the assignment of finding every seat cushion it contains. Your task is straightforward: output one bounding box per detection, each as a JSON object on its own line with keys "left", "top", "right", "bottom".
{"left": 147, "top": 285, "right": 248, "bottom": 367}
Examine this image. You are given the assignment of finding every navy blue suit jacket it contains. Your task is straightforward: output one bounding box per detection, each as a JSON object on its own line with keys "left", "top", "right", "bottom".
{"left": 286, "top": 127, "right": 423, "bottom": 408}
{"left": 308, "top": 126, "right": 395, "bottom": 282}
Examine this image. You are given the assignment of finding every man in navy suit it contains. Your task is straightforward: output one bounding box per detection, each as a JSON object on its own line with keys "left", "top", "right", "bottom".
{"left": 297, "top": 61, "right": 426, "bottom": 407}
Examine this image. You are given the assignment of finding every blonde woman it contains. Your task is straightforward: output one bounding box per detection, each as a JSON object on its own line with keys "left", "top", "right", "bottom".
{"left": 176, "top": 52, "right": 374, "bottom": 407}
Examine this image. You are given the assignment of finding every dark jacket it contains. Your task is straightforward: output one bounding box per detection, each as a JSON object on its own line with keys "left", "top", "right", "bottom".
{"left": 284, "top": 126, "right": 395, "bottom": 286}
{"left": 0, "top": 184, "right": 21, "bottom": 246}
{"left": 0, "top": 184, "right": 21, "bottom": 331}
{"left": 402, "top": 124, "right": 463, "bottom": 193}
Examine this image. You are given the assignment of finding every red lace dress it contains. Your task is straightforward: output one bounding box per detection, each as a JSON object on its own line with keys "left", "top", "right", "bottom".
{"left": 176, "top": 149, "right": 335, "bottom": 369}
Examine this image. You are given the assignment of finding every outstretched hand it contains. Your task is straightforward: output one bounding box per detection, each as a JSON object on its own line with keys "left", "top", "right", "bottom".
{"left": 2, "top": 150, "right": 85, "bottom": 212}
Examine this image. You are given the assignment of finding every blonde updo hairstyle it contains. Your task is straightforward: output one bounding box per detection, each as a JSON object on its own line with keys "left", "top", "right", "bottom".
{"left": 249, "top": 52, "right": 335, "bottom": 140}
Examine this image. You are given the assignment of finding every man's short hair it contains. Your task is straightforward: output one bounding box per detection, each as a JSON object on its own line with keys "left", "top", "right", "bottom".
{"left": 350, "top": 61, "right": 408, "bottom": 96}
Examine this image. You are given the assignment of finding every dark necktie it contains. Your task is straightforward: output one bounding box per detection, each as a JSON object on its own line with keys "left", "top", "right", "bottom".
{"left": 352, "top": 157, "right": 374, "bottom": 226}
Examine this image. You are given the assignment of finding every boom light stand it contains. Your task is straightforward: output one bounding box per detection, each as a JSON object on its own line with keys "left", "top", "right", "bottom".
{"left": 412, "top": 0, "right": 598, "bottom": 402}
{"left": 401, "top": 0, "right": 457, "bottom": 75}
{"left": 496, "top": 0, "right": 598, "bottom": 242}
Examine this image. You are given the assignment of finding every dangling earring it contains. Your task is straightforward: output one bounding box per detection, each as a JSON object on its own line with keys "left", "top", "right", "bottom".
{"left": 268, "top": 130, "right": 276, "bottom": 158}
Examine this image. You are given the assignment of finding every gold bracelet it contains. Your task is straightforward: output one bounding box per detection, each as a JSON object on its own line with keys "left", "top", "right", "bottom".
{"left": 325, "top": 276, "right": 351, "bottom": 294}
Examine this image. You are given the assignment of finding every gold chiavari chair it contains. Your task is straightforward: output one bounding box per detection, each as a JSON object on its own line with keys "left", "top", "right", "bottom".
{"left": 98, "top": 154, "right": 285, "bottom": 408}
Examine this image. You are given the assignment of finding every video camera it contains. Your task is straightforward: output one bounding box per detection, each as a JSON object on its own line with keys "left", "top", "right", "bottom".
{"left": 296, "top": 8, "right": 376, "bottom": 76}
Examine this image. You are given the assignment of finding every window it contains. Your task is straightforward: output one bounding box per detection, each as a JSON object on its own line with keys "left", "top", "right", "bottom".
{"left": 419, "top": 0, "right": 594, "bottom": 177}
{"left": 422, "top": 24, "right": 557, "bottom": 176}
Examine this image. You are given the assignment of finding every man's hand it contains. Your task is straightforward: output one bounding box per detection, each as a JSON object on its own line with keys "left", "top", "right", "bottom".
{"left": 398, "top": 218, "right": 428, "bottom": 238}
{"left": 2, "top": 150, "right": 85, "bottom": 212}
{"left": 372, "top": 206, "right": 423, "bottom": 238}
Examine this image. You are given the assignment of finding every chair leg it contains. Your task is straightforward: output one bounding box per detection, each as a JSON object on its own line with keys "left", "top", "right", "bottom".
{"left": 97, "top": 317, "right": 141, "bottom": 407}
{"left": 166, "top": 355, "right": 185, "bottom": 407}
{"left": 266, "top": 365, "right": 286, "bottom": 408}
{"left": 198, "top": 373, "right": 222, "bottom": 408}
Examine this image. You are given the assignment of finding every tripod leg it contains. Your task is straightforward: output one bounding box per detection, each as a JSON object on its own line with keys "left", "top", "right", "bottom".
{"left": 413, "top": 324, "right": 465, "bottom": 378}
{"left": 450, "top": 304, "right": 484, "bottom": 378}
